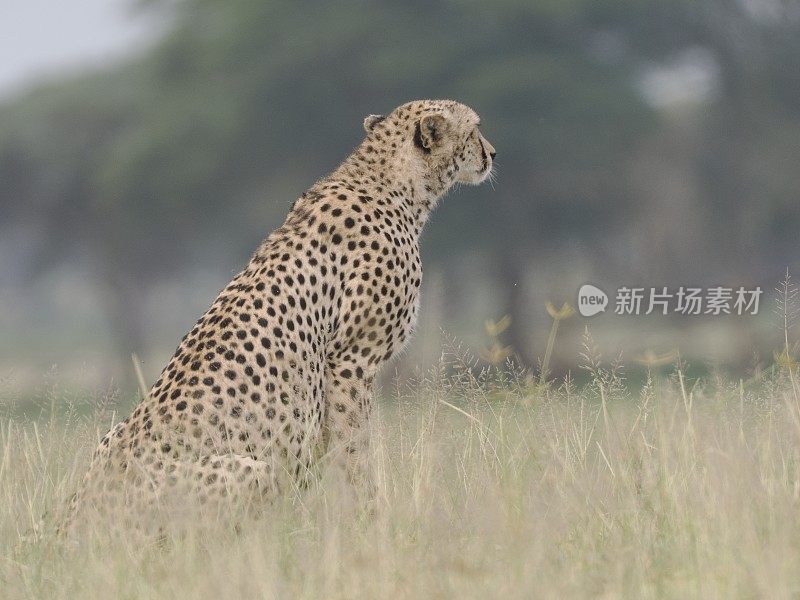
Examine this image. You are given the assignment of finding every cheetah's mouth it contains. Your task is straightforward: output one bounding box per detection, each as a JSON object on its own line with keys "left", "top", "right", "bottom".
{"left": 478, "top": 153, "right": 492, "bottom": 179}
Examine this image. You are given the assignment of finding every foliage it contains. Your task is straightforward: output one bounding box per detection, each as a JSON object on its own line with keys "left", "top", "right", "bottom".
{"left": 1, "top": 0, "right": 799, "bottom": 368}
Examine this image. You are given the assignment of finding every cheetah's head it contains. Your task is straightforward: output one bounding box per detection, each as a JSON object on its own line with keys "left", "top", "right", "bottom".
{"left": 363, "top": 100, "right": 496, "bottom": 190}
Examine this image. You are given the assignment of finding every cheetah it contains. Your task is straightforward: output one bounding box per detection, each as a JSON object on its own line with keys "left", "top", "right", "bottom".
{"left": 64, "top": 99, "right": 495, "bottom": 536}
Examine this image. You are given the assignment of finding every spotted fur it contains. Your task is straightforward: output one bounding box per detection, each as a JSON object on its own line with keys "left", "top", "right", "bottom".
{"left": 64, "top": 99, "right": 495, "bottom": 535}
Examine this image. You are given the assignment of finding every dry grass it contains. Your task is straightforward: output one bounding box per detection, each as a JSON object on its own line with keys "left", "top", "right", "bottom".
{"left": 3, "top": 351, "right": 800, "bottom": 599}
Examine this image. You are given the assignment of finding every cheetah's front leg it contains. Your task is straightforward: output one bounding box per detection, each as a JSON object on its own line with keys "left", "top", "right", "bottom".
{"left": 323, "top": 366, "right": 375, "bottom": 504}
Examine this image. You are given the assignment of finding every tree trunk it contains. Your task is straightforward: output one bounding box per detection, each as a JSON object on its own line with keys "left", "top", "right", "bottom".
{"left": 101, "top": 269, "right": 148, "bottom": 393}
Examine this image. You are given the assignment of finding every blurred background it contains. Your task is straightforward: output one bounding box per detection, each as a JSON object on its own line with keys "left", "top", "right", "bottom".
{"left": 2, "top": 0, "right": 800, "bottom": 400}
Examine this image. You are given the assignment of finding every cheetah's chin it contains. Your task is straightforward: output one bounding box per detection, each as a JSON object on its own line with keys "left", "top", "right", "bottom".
{"left": 470, "top": 165, "right": 493, "bottom": 185}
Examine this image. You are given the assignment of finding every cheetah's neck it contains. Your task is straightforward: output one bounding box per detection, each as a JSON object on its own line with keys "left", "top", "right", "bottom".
{"left": 322, "top": 139, "right": 455, "bottom": 229}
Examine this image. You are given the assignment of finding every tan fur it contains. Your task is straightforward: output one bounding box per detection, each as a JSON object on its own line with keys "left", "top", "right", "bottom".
{"left": 64, "top": 100, "right": 495, "bottom": 536}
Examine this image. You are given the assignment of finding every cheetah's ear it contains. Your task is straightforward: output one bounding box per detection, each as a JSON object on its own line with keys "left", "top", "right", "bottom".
{"left": 363, "top": 114, "right": 385, "bottom": 132}
{"left": 415, "top": 113, "right": 449, "bottom": 153}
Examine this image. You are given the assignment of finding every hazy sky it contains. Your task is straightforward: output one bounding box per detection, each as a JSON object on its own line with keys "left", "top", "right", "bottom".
{"left": 0, "top": 0, "right": 167, "bottom": 99}
{"left": 0, "top": 2, "right": 713, "bottom": 109}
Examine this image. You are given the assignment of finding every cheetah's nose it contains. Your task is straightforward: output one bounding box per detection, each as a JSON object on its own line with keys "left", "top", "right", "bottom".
{"left": 490, "top": 151, "right": 496, "bottom": 160}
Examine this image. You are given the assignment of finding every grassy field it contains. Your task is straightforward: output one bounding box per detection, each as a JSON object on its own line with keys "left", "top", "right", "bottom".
{"left": 2, "top": 341, "right": 800, "bottom": 599}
